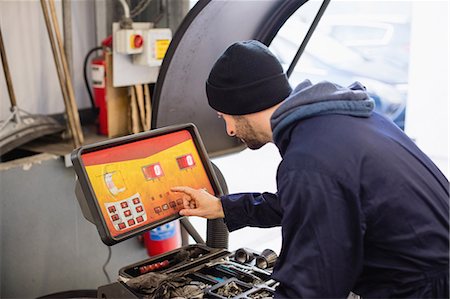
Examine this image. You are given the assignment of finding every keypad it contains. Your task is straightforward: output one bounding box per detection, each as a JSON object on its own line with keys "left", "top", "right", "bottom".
{"left": 105, "top": 193, "right": 147, "bottom": 231}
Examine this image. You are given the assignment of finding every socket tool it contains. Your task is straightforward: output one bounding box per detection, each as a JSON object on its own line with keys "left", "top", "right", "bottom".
{"left": 255, "top": 249, "right": 278, "bottom": 269}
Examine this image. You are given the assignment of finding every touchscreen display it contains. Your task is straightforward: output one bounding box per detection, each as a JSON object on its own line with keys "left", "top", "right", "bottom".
{"left": 80, "top": 129, "right": 214, "bottom": 238}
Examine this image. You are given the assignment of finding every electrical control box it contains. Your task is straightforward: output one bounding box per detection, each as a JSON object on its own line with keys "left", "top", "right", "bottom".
{"left": 71, "top": 123, "right": 222, "bottom": 245}
{"left": 114, "top": 29, "right": 144, "bottom": 54}
{"left": 133, "top": 28, "right": 172, "bottom": 66}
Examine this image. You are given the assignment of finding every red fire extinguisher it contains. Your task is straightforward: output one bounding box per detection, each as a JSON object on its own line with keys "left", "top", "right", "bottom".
{"left": 84, "top": 35, "right": 112, "bottom": 136}
{"left": 143, "top": 220, "right": 182, "bottom": 256}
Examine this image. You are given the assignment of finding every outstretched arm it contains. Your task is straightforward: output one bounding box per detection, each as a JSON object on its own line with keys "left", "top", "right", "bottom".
{"left": 172, "top": 187, "right": 282, "bottom": 231}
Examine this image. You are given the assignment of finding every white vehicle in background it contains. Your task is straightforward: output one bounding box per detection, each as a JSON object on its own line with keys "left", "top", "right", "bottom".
{"left": 270, "top": 14, "right": 411, "bottom": 129}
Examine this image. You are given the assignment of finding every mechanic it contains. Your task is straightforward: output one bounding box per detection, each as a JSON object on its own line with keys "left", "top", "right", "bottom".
{"left": 172, "top": 40, "right": 449, "bottom": 298}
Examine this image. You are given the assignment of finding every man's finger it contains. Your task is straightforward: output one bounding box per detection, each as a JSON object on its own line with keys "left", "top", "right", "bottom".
{"left": 171, "top": 186, "right": 196, "bottom": 196}
{"left": 182, "top": 195, "right": 191, "bottom": 209}
{"left": 179, "top": 208, "right": 199, "bottom": 217}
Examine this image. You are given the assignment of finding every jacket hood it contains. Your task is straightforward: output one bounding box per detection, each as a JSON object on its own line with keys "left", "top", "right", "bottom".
{"left": 271, "top": 79, "right": 374, "bottom": 150}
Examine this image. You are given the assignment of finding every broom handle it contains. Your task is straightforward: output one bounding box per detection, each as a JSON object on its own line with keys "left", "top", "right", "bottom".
{"left": 0, "top": 26, "right": 17, "bottom": 108}
{"left": 48, "top": 0, "right": 84, "bottom": 144}
{"left": 41, "top": 0, "right": 81, "bottom": 147}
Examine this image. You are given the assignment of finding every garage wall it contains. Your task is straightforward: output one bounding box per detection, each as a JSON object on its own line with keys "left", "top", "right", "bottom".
{"left": 0, "top": 154, "right": 149, "bottom": 297}
{"left": 0, "top": 0, "right": 96, "bottom": 120}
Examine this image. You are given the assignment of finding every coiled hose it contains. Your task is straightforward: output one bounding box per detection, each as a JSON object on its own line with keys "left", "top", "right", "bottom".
{"left": 206, "top": 163, "right": 229, "bottom": 249}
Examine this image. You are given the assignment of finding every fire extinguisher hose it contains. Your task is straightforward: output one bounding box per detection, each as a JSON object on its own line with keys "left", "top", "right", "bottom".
{"left": 83, "top": 46, "right": 103, "bottom": 115}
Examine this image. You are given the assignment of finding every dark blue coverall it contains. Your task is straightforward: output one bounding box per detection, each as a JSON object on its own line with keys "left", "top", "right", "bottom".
{"left": 221, "top": 111, "right": 449, "bottom": 298}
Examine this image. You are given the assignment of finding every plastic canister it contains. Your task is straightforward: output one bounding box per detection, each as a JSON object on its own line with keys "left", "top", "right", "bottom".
{"left": 143, "top": 220, "right": 181, "bottom": 256}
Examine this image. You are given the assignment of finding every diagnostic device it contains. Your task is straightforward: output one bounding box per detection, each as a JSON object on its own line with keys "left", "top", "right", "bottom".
{"left": 71, "top": 123, "right": 222, "bottom": 245}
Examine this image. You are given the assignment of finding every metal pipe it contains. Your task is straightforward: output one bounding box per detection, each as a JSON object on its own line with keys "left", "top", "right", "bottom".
{"left": 180, "top": 218, "right": 205, "bottom": 244}
{"left": 40, "top": 0, "right": 80, "bottom": 147}
{"left": 0, "top": 26, "right": 17, "bottom": 109}
{"left": 118, "top": 0, "right": 130, "bottom": 18}
{"left": 286, "top": 0, "right": 330, "bottom": 78}
{"left": 180, "top": 222, "right": 189, "bottom": 246}
{"left": 62, "top": 0, "right": 73, "bottom": 78}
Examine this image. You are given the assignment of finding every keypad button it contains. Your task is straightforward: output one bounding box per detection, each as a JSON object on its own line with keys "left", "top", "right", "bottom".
{"left": 136, "top": 216, "right": 144, "bottom": 223}
{"left": 118, "top": 223, "right": 126, "bottom": 229}
{"left": 176, "top": 199, "right": 183, "bottom": 205}
{"left": 136, "top": 206, "right": 143, "bottom": 213}
{"left": 169, "top": 201, "right": 176, "bottom": 208}
{"left": 128, "top": 219, "right": 135, "bottom": 226}
{"left": 111, "top": 214, "right": 119, "bottom": 221}
{"left": 121, "top": 202, "right": 128, "bottom": 208}
{"left": 124, "top": 210, "right": 131, "bottom": 217}
{"left": 154, "top": 207, "right": 162, "bottom": 214}
{"left": 133, "top": 198, "right": 140, "bottom": 204}
{"left": 108, "top": 206, "right": 116, "bottom": 213}
{"left": 162, "top": 204, "right": 169, "bottom": 210}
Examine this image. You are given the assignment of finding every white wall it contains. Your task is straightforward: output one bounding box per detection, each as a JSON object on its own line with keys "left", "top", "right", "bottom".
{"left": 0, "top": 0, "right": 96, "bottom": 120}
{"left": 405, "top": 1, "right": 449, "bottom": 177}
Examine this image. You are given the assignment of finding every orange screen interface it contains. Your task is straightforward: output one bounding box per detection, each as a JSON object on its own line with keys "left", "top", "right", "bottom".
{"left": 81, "top": 130, "right": 214, "bottom": 237}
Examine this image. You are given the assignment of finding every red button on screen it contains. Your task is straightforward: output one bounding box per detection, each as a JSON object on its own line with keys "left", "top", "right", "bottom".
{"left": 177, "top": 154, "right": 195, "bottom": 169}
{"left": 142, "top": 163, "right": 164, "bottom": 180}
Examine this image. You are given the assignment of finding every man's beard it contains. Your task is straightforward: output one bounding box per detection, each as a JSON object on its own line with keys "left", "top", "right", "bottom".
{"left": 239, "top": 135, "right": 265, "bottom": 150}
{"left": 234, "top": 117, "right": 267, "bottom": 150}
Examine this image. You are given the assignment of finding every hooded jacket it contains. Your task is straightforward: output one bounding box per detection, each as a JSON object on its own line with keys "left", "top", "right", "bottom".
{"left": 220, "top": 80, "right": 449, "bottom": 298}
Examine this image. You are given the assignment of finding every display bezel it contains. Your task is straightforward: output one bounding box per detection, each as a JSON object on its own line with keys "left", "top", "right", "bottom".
{"left": 71, "top": 123, "right": 222, "bottom": 245}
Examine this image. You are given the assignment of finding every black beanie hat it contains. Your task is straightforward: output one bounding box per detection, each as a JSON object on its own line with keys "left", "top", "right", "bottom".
{"left": 206, "top": 40, "right": 292, "bottom": 115}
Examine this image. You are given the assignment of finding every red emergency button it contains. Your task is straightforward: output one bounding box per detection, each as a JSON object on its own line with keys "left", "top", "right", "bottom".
{"left": 133, "top": 34, "right": 143, "bottom": 48}
{"left": 124, "top": 210, "right": 131, "bottom": 217}
{"left": 118, "top": 223, "right": 126, "bottom": 230}
{"left": 128, "top": 219, "right": 135, "bottom": 226}
{"left": 136, "top": 216, "right": 144, "bottom": 223}
{"left": 136, "top": 206, "right": 143, "bottom": 213}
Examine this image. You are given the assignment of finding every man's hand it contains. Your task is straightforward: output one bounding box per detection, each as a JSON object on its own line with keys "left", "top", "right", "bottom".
{"left": 171, "top": 186, "right": 224, "bottom": 219}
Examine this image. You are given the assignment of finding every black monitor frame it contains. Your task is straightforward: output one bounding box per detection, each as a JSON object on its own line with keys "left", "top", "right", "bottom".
{"left": 71, "top": 123, "right": 223, "bottom": 245}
